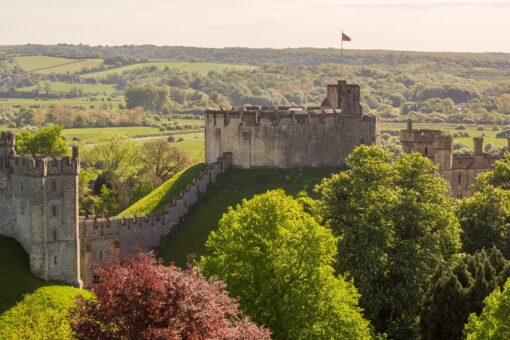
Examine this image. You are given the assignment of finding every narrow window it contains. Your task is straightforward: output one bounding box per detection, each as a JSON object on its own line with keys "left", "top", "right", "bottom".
{"left": 458, "top": 173, "right": 462, "bottom": 184}
{"left": 54, "top": 257, "right": 57, "bottom": 265}
{"left": 52, "top": 180, "right": 57, "bottom": 191}
{"left": 20, "top": 207, "right": 24, "bottom": 215}
{"left": 20, "top": 181, "right": 23, "bottom": 192}
{"left": 53, "top": 230, "right": 57, "bottom": 241}
{"left": 99, "top": 250, "right": 103, "bottom": 261}
{"left": 52, "top": 206, "right": 57, "bottom": 217}
{"left": 424, "top": 147, "right": 428, "bottom": 156}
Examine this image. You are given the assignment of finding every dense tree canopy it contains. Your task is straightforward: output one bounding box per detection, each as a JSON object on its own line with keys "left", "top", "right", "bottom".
{"left": 476, "top": 153, "right": 510, "bottom": 191}
{"left": 316, "top": 145, "right": 461, "bottom": 339}
{"left": 70, "top": 251, "right": 269, "bottom": 340}
{"left": 464, "top": 277, "right": 510, "bottom": 339}
{"left": 458, "top": 186, "right": 510, "bottom": 257}
{"left": 421, "top": 247, "right": 510, "bottom": 340}
{"left": 15, "top": 125, "right": 67, "bottom": 156}
{"left": 199, "top": 190, "right": 372, "bottom": 340}
{"left": 124, "top": 84, "right": 170, "bottom": 112}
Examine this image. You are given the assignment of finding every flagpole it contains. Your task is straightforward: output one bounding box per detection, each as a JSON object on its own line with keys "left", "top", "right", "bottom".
{"left": 340, "top": 28, "right": 344, "bottom": 77}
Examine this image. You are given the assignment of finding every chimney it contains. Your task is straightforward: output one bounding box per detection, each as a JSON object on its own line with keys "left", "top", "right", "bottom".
{"left": 407, "top": 119, "right": 413, "bottom": 131}
{"left": 473, "top": 137, "right": 483, "bottom": 156}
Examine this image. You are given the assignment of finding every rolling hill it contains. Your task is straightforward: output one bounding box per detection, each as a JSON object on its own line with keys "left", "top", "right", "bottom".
{"left": 157, "top": 167, "right": 340, "bottom": 267}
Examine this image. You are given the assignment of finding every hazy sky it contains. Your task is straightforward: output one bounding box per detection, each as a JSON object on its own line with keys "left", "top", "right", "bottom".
{"left": 1, "top": 0, "right": 509, "bottom": 52}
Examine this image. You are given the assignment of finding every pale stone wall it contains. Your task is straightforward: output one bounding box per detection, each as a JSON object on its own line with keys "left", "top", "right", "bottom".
{"left": 205, "top": 81, "right": 380, "bottom": 169}
{"left": 78, "top": 153, "right": 232, "bottom": 286}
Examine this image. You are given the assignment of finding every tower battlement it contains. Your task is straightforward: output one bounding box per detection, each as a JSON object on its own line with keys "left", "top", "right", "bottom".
{"left": 205, "top": 81, "right": 380, "bottom": 168}
{"left": 8, "top": 155, "right": 79, "bottom": 176}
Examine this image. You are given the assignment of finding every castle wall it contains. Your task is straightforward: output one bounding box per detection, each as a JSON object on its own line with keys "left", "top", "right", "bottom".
{"left": 78, "top": 153, "right": 232, "bottom": 286}
{"left": 205, "top": 112, "right": 379, "bottom": 169}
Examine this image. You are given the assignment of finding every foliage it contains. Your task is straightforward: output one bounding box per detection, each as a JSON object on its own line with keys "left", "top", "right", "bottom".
{"left": 138, "top": 139, "right": 190, "bottom": 187}
{"left": 124, "top": 84, "right": 170, "bottom": 112}
{"left": 421, "top": 247, "right": 510, "bottom": 340}
{"left": 159, "top": 167, "right": 338, "bottom": 267}
{"left": 119, "top": 163, "right": 205, "bottom": 216}
{"left": 316, "top": 145, "right": 461, "bottom": 339}
{"left": 476, "top": 153, "right": 510, "bottom": 190}
{"left": 199, "top": 190, "right": 372, "bottom": 340}
{"left": 0, "top": 286, "right": 91, "bottom": 340}
{"left": 497, "top": 94, "right": 510, "bottom": 114}
{"left": 69, "top": 251, "right": 269, "bottom": 340}
{"left": 458, "top": 185, "right": 510, "bottom": 257}
{"left": 464, "top": 277, "right": 510, "bottom": 339}
{"left": 15, "top": 125, "right": 67, "bottom": 156}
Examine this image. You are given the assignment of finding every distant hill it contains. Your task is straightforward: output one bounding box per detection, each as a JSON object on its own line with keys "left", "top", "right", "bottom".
{"left": 158, "top": 167, "right": 340, "bottom": 267}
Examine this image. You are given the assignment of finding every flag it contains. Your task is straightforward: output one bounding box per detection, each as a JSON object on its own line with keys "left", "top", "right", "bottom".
{"left": 342, "top": 32, "right": 351, "bottom": 42}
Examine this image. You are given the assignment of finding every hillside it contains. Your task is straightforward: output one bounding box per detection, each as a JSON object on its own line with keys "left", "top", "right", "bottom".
{"left": 0, "top": 235, "right": 60, "bottom": 313}
{"left": 158, "top": 167, "right": 340, "bottom": 267}
{"left": 119, "top": 163, "right": 206, "bottom": 216}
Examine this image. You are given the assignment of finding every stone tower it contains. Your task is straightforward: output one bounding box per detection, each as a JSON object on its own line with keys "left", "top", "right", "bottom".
{"left": 0, "top": 132, "right": 82, "bottom": 286}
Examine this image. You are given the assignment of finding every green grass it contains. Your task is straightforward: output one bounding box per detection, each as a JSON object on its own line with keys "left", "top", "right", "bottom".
{"left": 0, "top": 286, "right": 91, "bottom": 338}
{"left": 82, "top": 60, "right": 256, "bottom": 78}
{"left": 158, "top": 167, "right": 339, "bottom": 267}
{"left": 0, "top": 60, "right": 10, "bottom": 71}
{"left": 17, "top": 81, "right": 117, "bottom": 95}
{"left": 120, "top": 163, "right": 206, "bottom": 216}
{"left": 14, "top": 55, "right": 103, "bottom": 74}
{"left": 383, "top": 122, "right": 509, "bottom": 150}
{"left": 0, "top": 235, "right": 60, "bottom": 314}
{"left": 63, "top": 124, "right": 204, "bottom": 145}
{"left": 0, "top": 97, "right": 124, "bottom": 109}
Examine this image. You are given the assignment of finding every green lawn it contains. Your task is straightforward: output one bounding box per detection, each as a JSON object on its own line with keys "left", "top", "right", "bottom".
{"left": 17, "top": 81, "right": 117, "bottom": 95}
{"left": 0, "top": 60, "right": 10, "bottom": 71}
{"left": 81, "top": 60, "right": 256, "bottom": 78}
{"left": 0, "top": 235, "right": 59, "bottom": 314}
{"left": 120, "top": 163, "right": 206, "bottom": 217}
{"left": 158, "top": 167, "right": 339, "bottom": 267}
{"left": 383, "top": 122, "right": 509, "bottom": 150}
{"left": 14, "top": 55, "right": 103, "bottom": 74}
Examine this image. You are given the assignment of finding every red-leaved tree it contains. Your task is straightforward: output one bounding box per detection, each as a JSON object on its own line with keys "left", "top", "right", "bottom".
{"left": 69, "top": 251, "right": 270, "bottom": 339}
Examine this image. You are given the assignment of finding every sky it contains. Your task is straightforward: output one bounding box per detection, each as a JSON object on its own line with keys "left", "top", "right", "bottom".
{"left": 1, "top": 0, "right": 509, "bottom": 53}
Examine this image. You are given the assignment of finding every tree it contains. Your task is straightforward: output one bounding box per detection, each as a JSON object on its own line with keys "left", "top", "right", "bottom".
{"left": 476, "top": 153, "right": 510, "bottom": 190}
{"left": 199, "top": 190, "right": 372, "bottom": 340}
{"left": 70, "top": 251, "right": 269, "bottom": 340}
{"left": 15, "top": 125, "right": 67, "bottom": 156}
{"left": 139, "top": 139, "right": 190, "bottom": 187}
{"left": 458, "top": 186, "right": 510, "bottom": 258}
{"left": 496, "top": 93, "right": 510, "bottom": 114}
{"left": 421, "top": 247, "right": 510, "bottom": 340}
{"left": 316, "top": 146, "right": 461, "bottom": 339}
{"left": 464, "top": 277, "right": 510, "bottom": 339}
{"left": 124, "top": 84, "right": 170, "bottom": 112}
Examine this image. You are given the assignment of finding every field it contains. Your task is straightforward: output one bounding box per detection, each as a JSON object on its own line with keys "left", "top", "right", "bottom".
{"left": 158, "top": 167, "right": 339, "bottom": 267}
{"left": 81, "top": 60, "right": 256, "bottom": 78}
{"left": 383, "top": 122, "right": 509, "bottom": 150}
{"left": 0, "top": 60, "right": 10, "bottom": 71}
{"left": 17, "top": 81, "right": 117, "bottom": 95}
{"left": 0, "top": 97, "right": 124, "bottom": 109}
{"left": 119, "top": 163, "right": 206, "bottom": 216}
{"left": 14, "top": 55, "right": 103, "bottom": 74}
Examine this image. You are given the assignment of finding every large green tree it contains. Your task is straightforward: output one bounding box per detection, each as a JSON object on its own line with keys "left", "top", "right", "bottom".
{"left": 199, "top": 190, "right": 372, "bottom": 340}
{"left": 476, "top": 153, "right": 510, "bottom": 191}
{"left": 124, "top": 84, "right": 170, "bottom": 112}
{"left": 316, "top": 145, "right": 461, "bottom": 339}
{"left": 464, "top": 277, "right": 510, "bottom": 339}
{"left": 458, "top": 186, "right": 510, "bottom": 258}
{"left": 421, "top": 247, "right": 510, "bottom": 340}
{"left": 15, "top": 125, "right": 67, "bottom": 156}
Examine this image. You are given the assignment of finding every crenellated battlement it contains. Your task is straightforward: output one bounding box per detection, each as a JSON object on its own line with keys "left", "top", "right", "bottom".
{"left": 8, "top": 154, "right": 79, "bottom": 176}
{"left": 0, "top": 131, "right": 15, "bottom": 147}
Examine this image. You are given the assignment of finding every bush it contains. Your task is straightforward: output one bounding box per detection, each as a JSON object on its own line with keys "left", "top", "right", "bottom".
{"left": 455, "top": 125, "right": 466, "bottom": 130}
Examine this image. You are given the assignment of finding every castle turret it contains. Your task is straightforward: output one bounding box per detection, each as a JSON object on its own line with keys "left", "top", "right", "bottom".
{"left": 474, "top": 137, "right": 484, "bottom": 157}
{"left": 407, "top": 119, "right": 413, "bottom": 131}
{"left": 433, "top": 135, "right": 453, "bottom": 170}
{"left": 0, "top": 132, "right": 16, "bottom": 164}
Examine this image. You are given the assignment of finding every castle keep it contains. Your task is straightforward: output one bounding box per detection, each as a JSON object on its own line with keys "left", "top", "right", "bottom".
{"left": 205, "top": 81, "right": 380, "bottom": 168}
{"left": 401, "top": 120, "right": 510, "bottom": 198}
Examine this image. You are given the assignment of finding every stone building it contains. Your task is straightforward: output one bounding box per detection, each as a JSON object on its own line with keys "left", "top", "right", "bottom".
{"left": 400, "top": 120, "right": 510, "bottom": 198}
{"left": 205, "top": 80, "right": 380, "bottom": 168}
{"left": 0, "top": 131, "right": 232, "bottom": 286}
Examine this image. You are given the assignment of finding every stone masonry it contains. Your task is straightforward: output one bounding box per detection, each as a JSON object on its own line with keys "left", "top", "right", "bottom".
{"left": 205, "top": 80, "right": 381, "bottom": 168}
{"left": 400, "top": 119, "right": 510, "bottom": 198}
{"left": 0, "top": 130, "right": 232, "bottom": 287}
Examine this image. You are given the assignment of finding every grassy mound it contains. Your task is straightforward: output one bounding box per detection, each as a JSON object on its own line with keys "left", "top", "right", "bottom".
{"left": 119, "top": 163, "right": 206, "bottom": 216}
{"left": 0, "top": 286, "right": 91, "bottom": 339}
{"left": 0, "top": 235, "right": 59, "bottom": 314}
{"left": 159, "top": 167, "right": 339, "bottom": 267}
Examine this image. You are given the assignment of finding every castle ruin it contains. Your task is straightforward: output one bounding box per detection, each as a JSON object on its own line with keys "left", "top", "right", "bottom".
{"left": 205, "top": 81, "right": 380, "bottom": 168}
{"left": 400, "top": 119, "right": 510, "bottom": 198}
